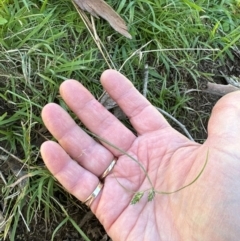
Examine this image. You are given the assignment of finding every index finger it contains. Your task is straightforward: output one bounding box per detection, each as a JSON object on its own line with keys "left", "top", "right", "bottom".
{"left": 100, "top": 70, "right": 170, "bottom": 135}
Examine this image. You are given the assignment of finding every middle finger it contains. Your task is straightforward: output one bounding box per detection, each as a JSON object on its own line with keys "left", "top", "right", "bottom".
{"left": 59, "top": 79, "right": 136, "bottom": 155}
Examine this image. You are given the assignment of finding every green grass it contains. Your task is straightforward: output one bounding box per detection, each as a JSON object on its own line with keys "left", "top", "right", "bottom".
{"left": 0, "top": 0, "right": 240, "bottom": 240}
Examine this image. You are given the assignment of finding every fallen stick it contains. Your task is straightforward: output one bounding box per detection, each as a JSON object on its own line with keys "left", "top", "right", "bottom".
{"left": 203, "top": 82, "right": 240, "bottom": 96}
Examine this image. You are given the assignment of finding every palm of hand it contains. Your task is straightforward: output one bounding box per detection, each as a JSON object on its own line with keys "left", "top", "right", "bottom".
{"left": 41, "top": 70, "right": 240, "bottom": 241}
{"left": 100, "top": 129, "right": 239, "bottom": 241}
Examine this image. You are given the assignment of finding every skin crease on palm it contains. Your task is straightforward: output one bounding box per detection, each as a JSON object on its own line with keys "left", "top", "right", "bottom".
{"left": 40, "top": 69, "right": 240, "bottom": 241}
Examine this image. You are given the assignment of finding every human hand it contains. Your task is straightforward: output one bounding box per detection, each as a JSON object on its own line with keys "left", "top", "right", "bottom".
{"left": 41, "top": 70, "right": 240, "bottom": 241}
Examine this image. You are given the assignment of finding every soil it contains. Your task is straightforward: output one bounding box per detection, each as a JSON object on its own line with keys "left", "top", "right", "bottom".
{"left": 13, "top": 201, "right": 109, "bottom": 241}
{"left": 1, "top": 54, "right": 240, "bottom": 241}
{"left": 167, "top": 54, "right": 240, "bottom": 142}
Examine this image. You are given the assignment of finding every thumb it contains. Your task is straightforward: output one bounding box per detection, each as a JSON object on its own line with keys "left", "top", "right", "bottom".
{"left": 207, "top": 91, "right": 240, "bottom": 144}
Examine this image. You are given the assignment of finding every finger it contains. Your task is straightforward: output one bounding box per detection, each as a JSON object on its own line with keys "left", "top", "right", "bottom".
{"left": 207, "top": 91, "right": 240, "bottom": 151}
{"left": 42, "top": 103, "right": 114, "bottom": 176}
{"left": 41, "top": 141, "right": 101, "bottom": 208}
{"left": 100, "top": 70, "right": 170, "bottom": 135}
{"left": 59, "top": 80, "right": 136, "bottom": 156}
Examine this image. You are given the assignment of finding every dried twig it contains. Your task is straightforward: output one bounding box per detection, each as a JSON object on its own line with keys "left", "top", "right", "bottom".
{"left": 154, "top": 107, "right": 194, "bottom": 141}
{"left": 0, "top": 147, "right": 23, "bottom": 164}
{"left": 202, "top": 82, "right": 239, "bottom": 96}
{"left": 220, "top": 71, "right": 240, "bottom": 88}
{"left": 141, "top": 65, "right": 194, "bottom": 140}
{"left": 143, "top": 64, "right": 149, "bottom": 98}
{"left": 72, "top": 1, "right": 115, "bottom": 69}
{"left": 119, "top": 41, "right": 152, "bottom": 71}
{"left": 7, "top": 173, "right": 33, "bottom": 188}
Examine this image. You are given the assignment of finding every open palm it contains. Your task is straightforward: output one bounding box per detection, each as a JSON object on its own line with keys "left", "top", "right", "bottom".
{"left": 41, "top": 70, "right": 240, "bottom": 241}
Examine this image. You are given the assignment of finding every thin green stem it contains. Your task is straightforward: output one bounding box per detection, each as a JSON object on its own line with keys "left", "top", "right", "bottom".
{"left": 85, "top": 130, "right": 154, "bottom": 189}
{"left": 85, "top": 130, "right": 209, "bottom": 203}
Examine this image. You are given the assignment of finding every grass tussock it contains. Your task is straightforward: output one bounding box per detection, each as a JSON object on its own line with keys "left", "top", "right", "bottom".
{"left": 0, "top": 0, "right": 240, "bottom": 240}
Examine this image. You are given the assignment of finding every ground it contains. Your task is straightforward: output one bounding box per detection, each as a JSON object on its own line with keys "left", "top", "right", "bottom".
{"left": 1, "top": 1, "right": 240, "bottom": 240}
